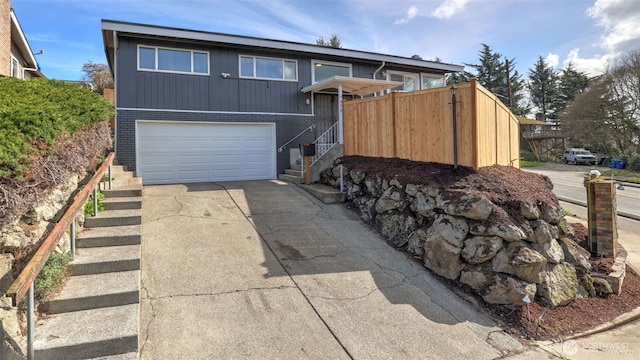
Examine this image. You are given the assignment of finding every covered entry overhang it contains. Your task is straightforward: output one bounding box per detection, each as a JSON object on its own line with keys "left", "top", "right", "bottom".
{"left": 301, "top": 75, "right": 402, "bottom": 98}
{"left": 301, "top": 76, "right": 402, "bottom": 144}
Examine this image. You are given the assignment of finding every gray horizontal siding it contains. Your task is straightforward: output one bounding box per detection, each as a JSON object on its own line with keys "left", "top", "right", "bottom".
{"left": 115, "top": 110, "right": 316, "bottom": 176}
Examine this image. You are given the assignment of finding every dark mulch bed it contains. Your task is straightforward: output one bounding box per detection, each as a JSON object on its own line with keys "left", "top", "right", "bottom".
{"left": 340, "top": 155, "right": 640, "bottom": 341}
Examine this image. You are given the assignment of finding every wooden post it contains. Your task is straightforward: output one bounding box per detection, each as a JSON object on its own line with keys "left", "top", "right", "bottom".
{"left": 305, "top": 156, "right": 311, "bottom": 185}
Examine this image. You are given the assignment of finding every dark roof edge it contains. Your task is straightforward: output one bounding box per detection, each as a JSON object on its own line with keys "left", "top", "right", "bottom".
{"left": 101, "top": 19, "right": 464, "bottom": 73}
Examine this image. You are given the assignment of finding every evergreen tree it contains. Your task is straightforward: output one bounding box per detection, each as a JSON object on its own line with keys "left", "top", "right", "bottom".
{"left": 528, "top": 55, "right": 560, "bottom": 123}
{"left": 558, "top": 62, "right": 589, "bottom": 112}
{"left": 465, "top": 44, "right": 529, "bottom": 115}
{"left": 446, "top": 71, "right": 470, "bottom": 85}
{"left": 316, "top": 34, "right": 342, "bottom": 48}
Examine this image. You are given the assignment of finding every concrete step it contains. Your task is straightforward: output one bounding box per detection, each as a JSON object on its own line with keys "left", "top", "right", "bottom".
{"left": 103, "top": 196, "right": 142, "bottom": 211}
{"left": 34, "top": 303, "right": 138, "bottom": 359}
{"left": 278, "top": 173, "right": 303, "bottom": 184}
{"left": 111, "top": 169, "right": 134, "bottom": 179}
{"left": 71, "top": 245, "right": 140, "bottom": 275}
{"left": 103, "top": 186, "right": 142, "bottom": 198}
{"left": 290, "top": 164, "right": 303, "bottom": 171}
{"left": 84, "top": 209, "right": 142, "bottom": 228}
{"left": 77, "top": 224, "right": 141, "bottom": 248}
{"left": 284, "top": 169, "right": 303, "bottom": 177}
{"left": 109, "top": 164, "right": 127, "bottom": 173}
{"left": 300, "top": 183, "right": 346, "bottom": 204}
{"left": 40, "top": 270, "right": 139, "bottom": 314}
{"left": 100, "top": 177, "right": 142, "bottom": 191}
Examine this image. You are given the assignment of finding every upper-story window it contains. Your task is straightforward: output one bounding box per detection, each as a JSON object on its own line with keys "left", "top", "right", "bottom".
{"left": 386, "top": 72, "right": 419, "bottom": 92}
{"left": 312, "top": 60, "right": 352, "bottom": 83}
{"left": 421, "top": 74, "right": 445, "bottom": 89}
{"left": 239, "top": 55, "right": 297, "bottom": 81}
{"left": 138, "top": 45, "right": 209, "bottom": 75}
{"left": 10, "top": 56, "right": 20, "bottom": 79}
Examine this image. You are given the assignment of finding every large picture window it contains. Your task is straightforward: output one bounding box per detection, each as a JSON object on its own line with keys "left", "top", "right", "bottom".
{"left": 312, "top": 60, "right": 351, "bottom": 83}
{"left": 239, "top": 55, "right": 297, "bottom": 81}
{"left": 138, "top": 45, "right": 209, "bottom": 75}
{"left": 421, "top": 74, "right": 445, "bottom": 89}
{"left": 386, "top": 72, "right": 419, "bottom": 92}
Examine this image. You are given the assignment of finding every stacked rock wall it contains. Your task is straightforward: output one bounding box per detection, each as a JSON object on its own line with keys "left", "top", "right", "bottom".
{"left": 322, "top": 161, "right": 599, "bottom": 308}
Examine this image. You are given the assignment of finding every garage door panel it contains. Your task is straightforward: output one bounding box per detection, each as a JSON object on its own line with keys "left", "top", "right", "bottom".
{"left": 137, "top": 122, "right": 275, "bottom": 184}
{"left": 176, "top": 155, "right": 208, "bottom": 165}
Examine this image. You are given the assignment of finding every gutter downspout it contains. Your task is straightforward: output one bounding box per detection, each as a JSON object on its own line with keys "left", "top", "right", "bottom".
{"left": 22, "top": 68, "right": 38, "bottom": 79}
{"left": 372, "top": 61, "right": 385, "bottom": 97}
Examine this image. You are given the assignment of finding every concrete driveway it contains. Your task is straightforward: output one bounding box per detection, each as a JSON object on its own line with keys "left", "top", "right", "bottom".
{"left": 139, "top": 180, "right": 535, "bottom": 359}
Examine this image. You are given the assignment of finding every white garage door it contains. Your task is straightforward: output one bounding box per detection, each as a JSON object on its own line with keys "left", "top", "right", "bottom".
{"left": 137, "top": 121, "right": 276, "bottom": 184}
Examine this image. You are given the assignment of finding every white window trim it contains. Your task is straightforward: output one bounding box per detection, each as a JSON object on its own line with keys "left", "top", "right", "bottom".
{"left": 420, "top": 73, "right": 445, "bottom": 88}
{"left": 137, "top": 44, "right": 210, "bottom": 76}
{"left": 238, "top": 55, "right": 298, "bottom": 82}
{"left": 385, "top": 71, "right": 419, "bottom": 93}
{"left": 10, "top": 55, "right": 21, "bottom": 79}
{"left": 311, "top": 59, "right": 352, "bottom": 83}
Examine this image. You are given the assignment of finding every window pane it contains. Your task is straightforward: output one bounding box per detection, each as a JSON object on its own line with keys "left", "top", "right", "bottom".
{"left": 193, "top": 52, "right": 208, "bottom": 74}
{"left": 404, "top": 76, "right": 416, "bottom": 91}
{"left": 240, "top": 57, "right": 254, "bottom": 77}
{"left": 284, "top": 61, "right": 297, "bottom": 80}
{"left": 389, "top": 74, "right": 403, "bottom": 91}
{"left": 158, "top": 48, "right": 191, "bottom": 72}
{"left": 314, "top": 63, "right": 350, "bottom": 82}
{"left": 256, "top": 58, "right": 283, "bottom": 79}
{"left": 139, "top": 47, "right": 156, "bottom": 69}
{"left": 422, "top": 76, "right": 444, "bottom": 89}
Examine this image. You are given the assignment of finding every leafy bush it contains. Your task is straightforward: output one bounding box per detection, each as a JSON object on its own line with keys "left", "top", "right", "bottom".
{"left": 35, "top": 251, "right": 72, "bottom": 300}
{"left": 84, "top": 189, "right": 105, "bottom": 216}
{"left": 0, "top": 77, "right": 114, "bottom": 178}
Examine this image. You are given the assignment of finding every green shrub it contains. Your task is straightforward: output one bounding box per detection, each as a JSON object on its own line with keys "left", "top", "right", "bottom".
{"left": 84, "top": 190, "right": 105, "bottom": 216}
{"left": 35, "top": 251, "right": 72, "bottom": 300}
{"left": 0, "top": 77, "right": 114, "bottom": 178}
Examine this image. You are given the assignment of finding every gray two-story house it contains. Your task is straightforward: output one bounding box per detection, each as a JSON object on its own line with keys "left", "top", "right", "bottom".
{"left": 101, "top": 20, "right": 463, "bottom": 184}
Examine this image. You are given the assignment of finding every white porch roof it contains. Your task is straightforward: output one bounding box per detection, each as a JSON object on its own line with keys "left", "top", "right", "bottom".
{"left": 301, "top": 76, "right": 402, "bottom": 97}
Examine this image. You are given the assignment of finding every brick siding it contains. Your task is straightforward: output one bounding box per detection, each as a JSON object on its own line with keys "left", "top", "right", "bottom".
{"left": 0, "top": 0, "right": 11, "bottom": 76}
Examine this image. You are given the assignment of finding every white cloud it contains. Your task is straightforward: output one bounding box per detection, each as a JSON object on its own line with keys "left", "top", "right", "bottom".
{"left": 556, "top": 0, "right": 640, "bottom": 77}
{"left": 562, "top": 48, "right": 613, "bottom": 76}
{"left": 431, "top": 0, "right": 470, "bottom": 19}
{"left": 394, "top": 5, "right": 419, "bottom": 25}
{"left": 546, "top": 53, "right": 559, "bottom": 68}
{"left": 585, "top": 0, "right": 640, "bottom": 56}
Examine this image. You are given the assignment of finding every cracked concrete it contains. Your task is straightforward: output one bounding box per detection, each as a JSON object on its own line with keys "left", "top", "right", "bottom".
{"left": 140, "top": 180, "right": 546, "bottom": 359}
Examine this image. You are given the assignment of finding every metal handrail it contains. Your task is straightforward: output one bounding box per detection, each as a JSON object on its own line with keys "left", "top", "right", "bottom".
{"left": 277, "top": 124, "right": 316, "bottom": 152}
{"left": 5, "top": 152, "right": 115, "bottom": 360}
{"left": 301, "top": 122, "right": 340, "bottom": 176}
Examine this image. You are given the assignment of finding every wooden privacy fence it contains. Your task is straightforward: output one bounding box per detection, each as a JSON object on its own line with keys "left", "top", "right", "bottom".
{"left": 343, "top": 78, "right": 520, "bottom": 169}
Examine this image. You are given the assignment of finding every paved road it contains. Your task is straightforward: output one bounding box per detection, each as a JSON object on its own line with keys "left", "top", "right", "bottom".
{"left": 139, "top": 181, "right": 541, "bottom": 359}
{"left": 525, "top": 164, "right": 640, "bottom": 219}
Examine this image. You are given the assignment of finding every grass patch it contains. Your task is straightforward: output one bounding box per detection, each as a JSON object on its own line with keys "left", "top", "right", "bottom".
{"left": 35, "top": 252, "right": 72, "bottom": 300}
{"left": 520, "top": 160, "right": 546, "bottom": 167}
{"left": 563, "top": 209, "right": 577, "bottom": 218}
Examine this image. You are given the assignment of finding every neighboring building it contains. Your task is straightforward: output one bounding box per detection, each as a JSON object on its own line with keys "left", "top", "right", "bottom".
{"left": 0, "top": 0, "right": 44, "bottom": 79}
{"left": 101, "top": 20, "right": 463, "bottom": 184}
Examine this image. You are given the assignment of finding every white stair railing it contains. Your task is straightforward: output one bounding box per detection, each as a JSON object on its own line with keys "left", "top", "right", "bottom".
{"left": 301, "top": 122, "right": 340, "bottom": 177}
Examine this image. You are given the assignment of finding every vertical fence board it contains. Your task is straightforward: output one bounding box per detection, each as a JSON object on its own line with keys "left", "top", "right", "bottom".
{"left": 342, "top": 81, "right": 519, "bottom": 170}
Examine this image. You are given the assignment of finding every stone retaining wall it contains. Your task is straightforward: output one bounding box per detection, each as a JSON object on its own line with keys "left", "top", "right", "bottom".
{"left": 321, "top": 161, "right": 612, "bottom": 308}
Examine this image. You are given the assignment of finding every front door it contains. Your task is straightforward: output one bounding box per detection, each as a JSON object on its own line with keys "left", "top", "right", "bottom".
{"left": 314, "top": 93, "right": 338, "bottom": 137}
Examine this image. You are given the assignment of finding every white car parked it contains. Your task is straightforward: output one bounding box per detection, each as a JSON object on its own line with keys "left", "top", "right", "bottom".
{"left": 563, "top": 148, "right": 597, "bottom": 165}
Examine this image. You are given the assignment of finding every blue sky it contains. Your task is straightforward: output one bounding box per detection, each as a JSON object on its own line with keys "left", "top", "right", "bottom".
{"left": 12, "top": 0, "right": 640, "bottom": 81}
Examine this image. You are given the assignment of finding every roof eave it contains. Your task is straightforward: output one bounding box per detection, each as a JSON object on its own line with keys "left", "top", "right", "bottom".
{"left": 101, "top": 19, "right": 464, "bottom": 74}
{"left": 10, "top": 10, "right": 38, "bottom": 68}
